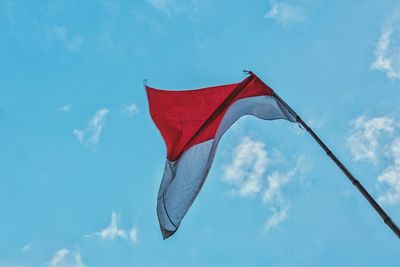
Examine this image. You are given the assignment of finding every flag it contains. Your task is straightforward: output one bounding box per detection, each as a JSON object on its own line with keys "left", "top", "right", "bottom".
{"left": 146, "top": 72, "right": 296, "bottom": 239}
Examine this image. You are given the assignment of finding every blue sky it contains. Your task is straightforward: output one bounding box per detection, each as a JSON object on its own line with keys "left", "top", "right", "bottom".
{"left": 1, "top": 0, "right": 400, "bottom": 266}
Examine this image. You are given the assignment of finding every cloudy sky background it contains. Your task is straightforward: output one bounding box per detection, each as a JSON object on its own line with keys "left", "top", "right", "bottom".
{"left": 1, "top": 0, "right": 400, "bottom": 266}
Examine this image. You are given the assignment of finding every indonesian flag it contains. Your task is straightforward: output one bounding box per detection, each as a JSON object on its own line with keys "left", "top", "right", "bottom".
{"left": 146, "top": 72, "right": 296, "bottom": 239}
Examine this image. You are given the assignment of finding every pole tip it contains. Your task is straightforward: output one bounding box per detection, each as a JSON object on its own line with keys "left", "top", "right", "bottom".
{"left": 242, "top": 70, "right": 253, "bottom": 75}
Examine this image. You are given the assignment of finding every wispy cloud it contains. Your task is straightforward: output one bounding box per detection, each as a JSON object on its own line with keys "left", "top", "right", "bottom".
{"left": 265, "top": 2, "right": 305, "bottom": 26}
{"left": 87, "top": 108, "right": 109, "bottom": 144}
{"left": 348, "top": 114, "right": 400, "bottom": 205}
{"left": 123, "top": 103, "right": 139, "bottom": 117}
{"left": 149, "top": 0, "right": 171, "bottom": 16}
{"left": 347, "top": 115, "right": 395, "bottom": 164}
{"left": 48, "top": 248, "right": 87, "bottom": 267}
{"left": 147, "top": 0, "right": 197, "bottom": 19}
{"left": 223, "top": 137, "right": 312, "bottom": 233}
{"left": 129, "top": 227, "right": 138, "bottom": 243}
{"left": 72, "top": 129, "right": 85, "bottom": 143}
{"left": 0, "top": 262, "right": 22, "bottom": 267}
{"left": 97, "top": 212, "right": 126, "bottom": 240}
{"left": 73, "top": 108, "right": 109, "bottom": 146}
{"left": 3, "top": 0, "right": 16, "bottom": 28}
{"left": 58, "top": 103, "right": 72, "bottom": 113}
{"left": 21, "top": 243, "right": 32, "bottom": 253}
{"left": 132, "top": 9, "right": 166, "bottom": 33}
{"left": 263, "top": 157, "right": 311, "bottom": 233}
{"left": 85, "top": 212, "right": 138, "bottom": 243}
{"left": 262, "top": 171, "right": 290, "bottom": 233}
{"left": 306, "top": 113, "right": 328, "bottom": 130}
{"left": 48, "top": 25, "right": 83, "bottom": 52}
{"left": 101, "top": 0, "right": 121, "bottom": 14}
{"left": 264, "top": 203, "right": 290, "bottom": 233}
{"left": 223, "top": 137, "right": 268, "bottom": 197}
{"left": 371, "top": 10, "right": 400, "bottom": 79}
{"left": 378, "top": 138, "right": 400, "bottom": 205}
{"left": 86, "top": 212, "right": 127, "bottom": 240}
{"left": 263, "top": 171, "right": 290, "bottom": 204}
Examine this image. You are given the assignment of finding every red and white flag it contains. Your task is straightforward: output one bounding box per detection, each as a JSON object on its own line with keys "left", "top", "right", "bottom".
{"left": 146, "top": 73, "right": 296, "bottom": 239}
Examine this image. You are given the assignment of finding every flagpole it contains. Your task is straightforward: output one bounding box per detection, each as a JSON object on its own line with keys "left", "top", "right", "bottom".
{"left": 244, "top": 70, "right": 400, "bottom": 239}
{"left": 272, "top": 88, "right": 400, "bottom": 239}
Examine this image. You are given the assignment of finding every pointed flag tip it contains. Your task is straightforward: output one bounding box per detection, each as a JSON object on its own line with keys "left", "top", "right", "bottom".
{"left": 161, "top": 227, "right": 176, "bottom": 240}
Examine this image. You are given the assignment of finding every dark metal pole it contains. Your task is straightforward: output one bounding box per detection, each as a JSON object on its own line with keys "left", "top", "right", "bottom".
{"left": 272, "top": 91, "right": 400, "bottom": 239}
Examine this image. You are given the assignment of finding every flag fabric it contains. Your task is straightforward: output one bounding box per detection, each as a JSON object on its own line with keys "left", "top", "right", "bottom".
{"left": 146, "top": 73, "right": 297, "bottom": 239}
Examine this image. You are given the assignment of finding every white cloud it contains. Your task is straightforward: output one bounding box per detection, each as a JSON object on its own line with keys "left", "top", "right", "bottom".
{"left": 264, "top": 202, "right": 290, "bottom": 233}
{"left": 72, "top": 129, "right": 85, "bottom": 143}
{"left": 3, "top": 0, "right": 16, "bottom": 28}
{"left": 86, "top": 212, "right": 127, "bottom": 240}
{"left": 48, "top": 25, "right": 83, "bottom": 52}
{"left": 348, "top": 114, "right": 400, "bottom": 205}
{"left": 59, "top": 103, "right": 72, "bottom": 113}
{"left": 149, "top": 0, "right": 171, "bottom": 16}
{"left": 263, "top": 171, "right": 290, "bottom": 204}
{"left": 223, "top": 136, "right": 312, "bottom": 233}
{"left": 87, "top": 108, "right": 109, "bottom": 145}
{"left": 147, "top": 0, "right": 197, "bottom": 19}
{"left": 98, "top": 212, "right": 127, "bottom": 240}
{"left": 348, "top": 115, "right": 395, "bottom": 164}
{"left": 306, "top": 113, "right": 327, "bottom": 129}
{"left": 265, "top": 3, "right": 279, "bottom": 18}
{"left": 21, "top": 243, "right": 32, "bottom": 252}
{"left": 48, "top": 249, "right": 87, "bottom": 267}
{"left": 85, "top": 212, "right": 138, "bottom": 243}
{"left": 0, "top": 263, "right": 22, "bottom": 267}
{"left": 265, "top": 2, "right": 305, "bottom": 26}
{"left": 262, "top": 171, "right": 290, "bottom": 233}
{"left": 378, "top": 138, "right": 400, "bottom": 205}
{"left": 129, "top": 227, "right": 139, "bottom": 243}
{"left": 123, "top": 103, "right": 139, "bottom": 117}
{"left": 73, "top": 108, "right": 109, "bottom": 146}
{"left": 132, "top": 9, "right": 166, "bottom": 33}
{"left": 223, "top": 137, "right": 268, "bottom": 197}
{"left": 371, "top": 11, "right": 400, "bottom": 79}
{"left": 262, "top": 157, "right": 310, "bottom": 233}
